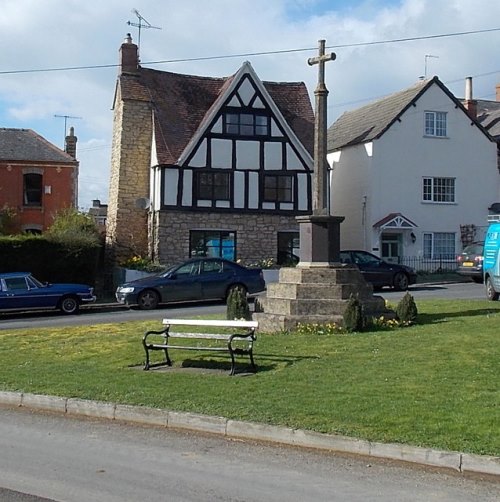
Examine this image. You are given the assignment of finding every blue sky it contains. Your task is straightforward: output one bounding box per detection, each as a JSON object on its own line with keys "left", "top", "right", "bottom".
{"left": 1, "top": 0, "right": 500, "bottom": 208}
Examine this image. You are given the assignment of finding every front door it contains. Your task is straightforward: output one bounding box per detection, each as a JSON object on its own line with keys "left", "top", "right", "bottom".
{"left": 381, "top": 233, "right": 401, "bottom": 263}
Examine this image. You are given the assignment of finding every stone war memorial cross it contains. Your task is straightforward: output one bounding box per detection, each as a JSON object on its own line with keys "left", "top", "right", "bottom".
{"left": 297, "top": 39, "right": 344, "bottom": 267}
{"left": 253, "top": 40, "right": 388, "bottom": 332}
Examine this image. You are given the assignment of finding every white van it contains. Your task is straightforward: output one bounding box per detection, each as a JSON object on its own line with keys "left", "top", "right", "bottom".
{"left": 483, "top": 221, "right": 500, "bottom": 301}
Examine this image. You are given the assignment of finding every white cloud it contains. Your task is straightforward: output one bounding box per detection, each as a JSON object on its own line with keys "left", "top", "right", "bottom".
{"left": 1, "top": 0, "right": 500, "bottom": 208}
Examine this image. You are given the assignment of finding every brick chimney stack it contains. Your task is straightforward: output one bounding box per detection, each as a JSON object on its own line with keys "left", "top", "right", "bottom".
{"left": 120, "top": 33, "right": 139, "bottom": 75}
{"left": 464, "top": 76, "right": 477, "bottom": 120}
{"left": 65, "top": 126, "right": 77, "bottom": 159}
{"left": 496, "top": 82, "right": 500, "bottom": 102}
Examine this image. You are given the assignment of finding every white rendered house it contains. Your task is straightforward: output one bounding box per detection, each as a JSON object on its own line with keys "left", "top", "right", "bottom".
{"left": 327, "top": 76, "right": 499, "bottom": 266}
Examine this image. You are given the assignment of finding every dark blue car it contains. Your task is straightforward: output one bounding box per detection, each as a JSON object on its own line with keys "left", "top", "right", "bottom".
{"left": 0, "top": 272, "right": 96, "bottom": 315}
{"left": 116, "top": 257, "right": 265, "bottom": 310}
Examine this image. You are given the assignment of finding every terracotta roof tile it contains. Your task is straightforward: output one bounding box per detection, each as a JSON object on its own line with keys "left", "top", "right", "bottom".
{"left": 119, "top": 66, "right": 314, "bottom": 165}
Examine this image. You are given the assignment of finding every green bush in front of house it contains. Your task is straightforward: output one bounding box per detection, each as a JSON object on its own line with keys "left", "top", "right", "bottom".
{"left": 0, "top": 209, "right": 102, "bottom": 285}
{"left": 0, "top": 235, "right": 101, "bottom": 286}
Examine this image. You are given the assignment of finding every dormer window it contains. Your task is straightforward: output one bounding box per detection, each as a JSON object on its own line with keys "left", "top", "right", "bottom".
{"left": 224, "top": 111, "right": 269, "bottom": 136}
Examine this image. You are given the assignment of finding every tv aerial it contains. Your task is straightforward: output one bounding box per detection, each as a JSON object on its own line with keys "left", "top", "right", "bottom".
{"left": 127, "top": 9, "right": 161, "bottom": 53}
{"left": 54, "top": 114, "right": 82, "bottom": 145}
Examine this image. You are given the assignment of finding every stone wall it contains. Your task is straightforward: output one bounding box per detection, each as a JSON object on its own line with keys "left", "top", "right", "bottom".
{"left": 152, "top": 210, "right": 299, "bottom": 266}
{"left": 106, "top": 83, "right": 152, "bottom": 261}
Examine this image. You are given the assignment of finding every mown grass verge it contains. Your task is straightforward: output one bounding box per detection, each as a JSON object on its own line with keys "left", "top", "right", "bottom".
{"left": 0, "top": 299, "right": 498, "bottom": 456}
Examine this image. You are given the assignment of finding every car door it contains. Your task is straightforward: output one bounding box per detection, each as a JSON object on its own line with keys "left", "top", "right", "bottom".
{"left": 159, "top": 261, "right": 203, "bottom": 302}
{"left": 199, "top": 259, "right": 235, "bottom": 299}
{"left": 352, "top": 251, "right": 388, "bottom": 287}
{"left": 0, "top": 276, "right": 47, "bottom": 309}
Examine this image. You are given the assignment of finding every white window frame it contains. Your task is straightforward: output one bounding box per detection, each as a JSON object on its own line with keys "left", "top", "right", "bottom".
{"left": 424, "top": 111, "right": 447, "bottom": 137}
{"left": 423, "top": 232, "right": 456, "bottom": 260}
{"left": 422, "top": 177, "right": 455, "bottom": 203}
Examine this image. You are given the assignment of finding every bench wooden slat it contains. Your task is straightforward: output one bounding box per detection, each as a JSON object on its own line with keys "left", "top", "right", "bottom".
{"left": 162, "top": 319, "right": 258, "bottom": 328}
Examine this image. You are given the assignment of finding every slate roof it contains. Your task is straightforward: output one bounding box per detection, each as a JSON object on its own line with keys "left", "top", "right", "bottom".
{"left": 327, "top": 77, "right": 493, "bottom": 151}
{"left": 475, "top": 99, "right": 500, "bottom": 140}
{"left": 0, "top": 128, "right": 76, "bottom": 163}
{"left": 327, "top": 79, "right": 434, "bottom": 151}
{"left": 118, "top": 66, "right": 314, "bottom": 166}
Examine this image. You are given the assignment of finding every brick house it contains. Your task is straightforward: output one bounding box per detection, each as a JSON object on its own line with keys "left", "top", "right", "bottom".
{"left": 0, "top": 127, "right": 78, "bottom": 233}
{"left": 106, "top": 35, "right": 314, "bottom": 266}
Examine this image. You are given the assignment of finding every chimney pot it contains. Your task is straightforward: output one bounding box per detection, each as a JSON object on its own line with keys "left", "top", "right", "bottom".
{"left": 464, "top": 77, "right": 477, "bottom": 120}
{"left": 465, "top": 76, "right": 473, "bottom": 101}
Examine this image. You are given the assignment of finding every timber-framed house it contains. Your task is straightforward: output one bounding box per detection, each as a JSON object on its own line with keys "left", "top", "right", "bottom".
{"left": 107, "top": 35, "right": 314, "bottom": 266}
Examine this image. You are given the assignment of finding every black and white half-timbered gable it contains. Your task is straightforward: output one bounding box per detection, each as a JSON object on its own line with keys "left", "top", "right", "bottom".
{"left": 108, "top": 35, "right": 314, "bottom": 266}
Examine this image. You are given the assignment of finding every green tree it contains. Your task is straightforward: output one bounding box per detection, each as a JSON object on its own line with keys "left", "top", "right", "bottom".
{"left": 46, "top": 208, "right": 100, "bottom": 246}
{"left": 0, "top": 206, "right": 17, "bottom": 235}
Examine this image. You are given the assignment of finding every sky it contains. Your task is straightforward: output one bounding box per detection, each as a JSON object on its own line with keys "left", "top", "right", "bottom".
{"left": 1, "top": 0, "right": 500, "bottom": 209}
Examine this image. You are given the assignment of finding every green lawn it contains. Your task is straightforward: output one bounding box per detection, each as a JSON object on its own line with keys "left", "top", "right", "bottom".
{"left": 0, "top": 299, "right": 499, "bottom": 456}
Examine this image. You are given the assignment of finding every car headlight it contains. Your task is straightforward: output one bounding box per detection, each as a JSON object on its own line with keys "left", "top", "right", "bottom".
{"left": 118, "top": 287, "right": 135, "bottom": 294}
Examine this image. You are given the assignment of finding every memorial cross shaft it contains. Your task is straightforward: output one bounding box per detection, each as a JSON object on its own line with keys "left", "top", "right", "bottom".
{"left": 308, "top": 39, "right": 336, "bottom": 215}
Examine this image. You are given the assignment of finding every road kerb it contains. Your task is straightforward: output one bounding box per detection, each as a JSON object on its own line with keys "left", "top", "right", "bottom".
{"left": 368, "top": 441, "right": 461, "bottom": 471}
{"left": 168, "top": 411, "right": 227, "bottom": 435}
{"left": 0, "top": 391, "right": 22, "bottom": 407}
{"left": 21, "top": 393, "right": 67, "bottom": 413}
{"left": 66, "top": 398, "right": 115, "bottom": 419}
{"left": 461, "top": 453, "right": 500, "bottom": 477}
{"left": 115, "top": 404, "right": 168, "bottom": 427}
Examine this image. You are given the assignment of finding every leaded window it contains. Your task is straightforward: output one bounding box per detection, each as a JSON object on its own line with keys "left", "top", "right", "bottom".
{"left": 264, "top": 175, "right": 293, "bottom": 203}
{"left": 423, "top": 177, "right": 455, "bottom": 203}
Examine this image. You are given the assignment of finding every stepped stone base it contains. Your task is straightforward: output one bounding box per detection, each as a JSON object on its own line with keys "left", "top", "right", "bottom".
{"left": 253, "top": 265, "right": 392, "bottom": 332}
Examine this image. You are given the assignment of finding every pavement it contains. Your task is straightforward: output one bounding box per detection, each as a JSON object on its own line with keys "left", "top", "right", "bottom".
{"left": 0, "top": 390, "right": 499, "bottom": 479}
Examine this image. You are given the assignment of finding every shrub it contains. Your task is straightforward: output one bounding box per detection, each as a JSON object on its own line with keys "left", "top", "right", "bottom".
{"left": 226, "top": 286, "right": 251, "bottom": 320}
{"left": 46, "top": 208, "right": 100, "bottom": 246}
{"left": 0, "top": 206, "right": 17, "bottom": 235}
{"left": 395, "top": 292, "right": 418, "bottom": 324}
{"left": 343, "top": 294, "right": 364, "bottom": 333}
{"left": 120, "top": 255, "right": 164, "bottom": 273}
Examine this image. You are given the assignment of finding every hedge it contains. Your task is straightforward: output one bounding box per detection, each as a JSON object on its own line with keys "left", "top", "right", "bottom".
{"left": 0, "top": 235, "right": 101, "bottom": 286}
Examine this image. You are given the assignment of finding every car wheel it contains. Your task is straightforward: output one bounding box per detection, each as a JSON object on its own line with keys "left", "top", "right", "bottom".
{"left": 485, "top": 277, "right": 499, "bottom": 301}
{"left": 137, "top": 289, "right": 160, "bottom": 310}
{"left": 225, "top": 284, "right": 247, "bottom": 300}
{"left": 393, "top": 272, "right": 409, "bottom": 291}
{"left": 59, "top": 296, "right": 80, "bottom": 315}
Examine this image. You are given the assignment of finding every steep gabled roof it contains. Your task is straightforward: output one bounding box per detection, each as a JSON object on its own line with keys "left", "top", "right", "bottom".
{"left": 327, "top": 77, "right": 493, "bottom": 151}
{"left": 0, "top": 128, "right": 76, "bottom": 163}
{"left": 118, "top": 64, "right": 314, "bottom": 165}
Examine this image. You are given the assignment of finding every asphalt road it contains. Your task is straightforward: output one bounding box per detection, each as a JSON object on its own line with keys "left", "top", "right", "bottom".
{"left": 0, "top": 406, "right": 498, "bottom": 502}
{"left": 0, "top": 282, "right": 489, "bottom": 331}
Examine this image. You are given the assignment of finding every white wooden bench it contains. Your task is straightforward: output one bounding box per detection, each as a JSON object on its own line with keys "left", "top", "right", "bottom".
{"left": 142, "top": 319, "right": 259, "bottom": 376}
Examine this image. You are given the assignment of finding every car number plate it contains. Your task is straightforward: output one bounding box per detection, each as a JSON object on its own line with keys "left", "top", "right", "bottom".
{"left": 463, "top": 262, "right": 474, "bottom": 267}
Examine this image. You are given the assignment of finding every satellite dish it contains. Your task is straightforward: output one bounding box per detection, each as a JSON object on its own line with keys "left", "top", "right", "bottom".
{"left": 135, "top": 197, "right": 151, "bottom": 209}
